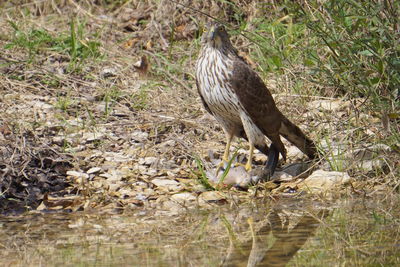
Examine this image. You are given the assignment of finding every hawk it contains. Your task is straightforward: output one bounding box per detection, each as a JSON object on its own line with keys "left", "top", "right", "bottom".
{"left": 195, "top": 23, "right": 317, "bottom": 179}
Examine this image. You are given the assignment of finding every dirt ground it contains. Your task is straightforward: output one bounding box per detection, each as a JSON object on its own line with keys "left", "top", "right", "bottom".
{"left": 0, "top": 1, "right": 398, "bottom": 215}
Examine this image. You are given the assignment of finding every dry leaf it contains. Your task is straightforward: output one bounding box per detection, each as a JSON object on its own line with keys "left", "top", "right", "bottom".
{"left": 0, "top": 123, "right": 11, "bottom": 135}
{"left": 123, "top": 38, "right": 139, "bottom": 49}
{"left": 145, "top": 40, "right": 153, "bottom": 50}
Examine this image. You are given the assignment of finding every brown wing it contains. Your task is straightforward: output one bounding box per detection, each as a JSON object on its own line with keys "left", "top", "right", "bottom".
{"left": 229, "top": 59, "right": 286, "bottom": 158}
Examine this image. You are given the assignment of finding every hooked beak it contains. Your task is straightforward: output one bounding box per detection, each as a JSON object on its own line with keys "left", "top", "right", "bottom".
{"left": 207, "top": 25, "right": 216, "bottom": 40}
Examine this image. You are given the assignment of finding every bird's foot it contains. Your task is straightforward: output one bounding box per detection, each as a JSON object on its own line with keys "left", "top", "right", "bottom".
{"left": 215, "top": 160, "right": 227, "bottom": 175}
{"left": 216, "top": 156, "right": 240, "bottom": 175}
{"left": 233, "top": 161, "right": 252, "bottom": 172}
{"left": 245, "top": 161, "right": 252, "bottom": 172}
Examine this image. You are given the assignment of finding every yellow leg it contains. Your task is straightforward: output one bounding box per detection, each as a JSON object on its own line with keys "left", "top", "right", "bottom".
{"left": 244, "top": 143, "right": 254, "bottom": 172}
{"left": 216, "top": 133, "right": 234, "bottom": 174}
{"left": 222, "top": 133, "right": 233, "bottom": 162}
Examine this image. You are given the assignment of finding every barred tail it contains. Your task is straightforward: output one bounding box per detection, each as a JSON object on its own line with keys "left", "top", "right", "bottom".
{"left": 279, "top": 116, "right": 317, "bottom": 159}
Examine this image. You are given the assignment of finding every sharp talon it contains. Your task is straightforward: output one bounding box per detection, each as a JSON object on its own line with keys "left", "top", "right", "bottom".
{"left": 216, "top": 160, "right": 227, "bottom": 175}
{"left": 232, "top": 162, "right": 252, "bottom": 172}
{"left": 245, "top": 162, "right": 252, "bottom": 172}
{"left": 233, "top": 162, "right": 244, "bottom": 168}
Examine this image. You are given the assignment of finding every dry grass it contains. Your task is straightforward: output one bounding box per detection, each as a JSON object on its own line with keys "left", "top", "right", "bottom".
{"left": 0, "top": 0, "right": 398, "bottom": 214}
{"left": 0, "top": 0, "right": 246, "bottom": 213}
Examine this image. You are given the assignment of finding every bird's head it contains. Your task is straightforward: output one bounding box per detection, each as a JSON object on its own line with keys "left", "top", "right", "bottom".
{"left": 201, "top": 23, "right": 231, "bottom": 49}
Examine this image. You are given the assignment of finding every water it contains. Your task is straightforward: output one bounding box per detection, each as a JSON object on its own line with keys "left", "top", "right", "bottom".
{"left": 1, "top": 196, "right": 399, "bottom": 266}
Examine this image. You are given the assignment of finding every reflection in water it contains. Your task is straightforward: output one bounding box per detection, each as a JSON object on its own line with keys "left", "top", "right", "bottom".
{"left": 221, "top": 208, "right": 328, "bottom": 267}
{"left": 0, "top": 197, "right": 399, "bottom": 266}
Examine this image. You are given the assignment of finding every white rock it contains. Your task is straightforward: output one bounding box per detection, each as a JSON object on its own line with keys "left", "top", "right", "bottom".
{"left": 152, "top": 178, "right": 179, "bottom": 186}
{"left": 66, "top": 170, "right": 89, "bottom": 180}
{"left": 131, "top": 131, "right": 149, "bottom": 142}
{"left": 108, "top": 183, "right": 121, "bottom": 192}
{"left": 135, "top": 193, "right": 147, "bottom": 201}
{"left": 299, "top": 170, "right": 350, "bottom": 194}
{"left": 100, "top": 169, "right": 124, "bottom": 182}
{"left": 171, "top": 192, "right": 196, "bottom": 204}
{"left": 101, "top": 67, "right": 118, "bottom": 78}
{"left": 143, "top": 157, "right": 158, "bottom": 166}
{"left": 161, "top": 200, "right": 182, "bottom": 214}
{"left": 286, "top": 146, "right": 304, "bottom": 160}
{"left": 271, "top": 171, "right": 294, "bottom": 182}
{"left": 87, "top": 167, "right": 102, "bottom": 174}
{"left": 82, "top": 131, "right": 106, "bottom": 142}
{"left": 308, "top": 99, "right": 348, "bottom": 111}
{"left": 104, "top": 152, "right": 131, "bottom": 162}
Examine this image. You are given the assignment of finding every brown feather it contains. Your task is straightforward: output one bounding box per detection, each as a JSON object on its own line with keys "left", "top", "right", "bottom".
{"left": 229, "top": 59, "right": 286, "bottom": 159}
{"left": 228, "top": 57, "right": 318, "bottom": 160}
{"left": 195, "top": 23, "right": 317, "bottom": 178}
{"left": 279, "top": 116, "right": 317, "bottom": 159}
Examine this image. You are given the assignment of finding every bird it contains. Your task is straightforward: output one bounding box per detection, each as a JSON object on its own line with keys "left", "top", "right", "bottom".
{"left": 195, "top": 22, "right": 317, "bottom": 180}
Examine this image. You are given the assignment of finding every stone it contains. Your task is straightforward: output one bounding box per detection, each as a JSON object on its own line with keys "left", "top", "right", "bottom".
{"left": 198, "top": 191, "right": 227, "bottom": 206}
{"left": 298, "top": 170, "right": 350, "bottom": 194}
{"left": 152, "top": 178, "right": 181, "bottom": 191}
{"left": 87, "top": 167, "right": 102, "bottom": 174}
